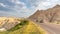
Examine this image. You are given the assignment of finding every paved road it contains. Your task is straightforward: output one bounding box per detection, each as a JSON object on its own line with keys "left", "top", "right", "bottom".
{"left": 36, "top": 23, "right": 60, "bottom": 34}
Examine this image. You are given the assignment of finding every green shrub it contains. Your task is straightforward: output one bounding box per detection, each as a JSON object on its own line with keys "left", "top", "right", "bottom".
{"left": 8, "top": 19, "right": 29, "bottom": 31}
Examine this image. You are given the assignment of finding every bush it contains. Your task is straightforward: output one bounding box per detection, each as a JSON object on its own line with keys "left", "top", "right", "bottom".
{"left": 20, "top": 19, "right": 29, "bottom": 25}
{"left": 8, "top": 19, "right": 29, "bottom": 31}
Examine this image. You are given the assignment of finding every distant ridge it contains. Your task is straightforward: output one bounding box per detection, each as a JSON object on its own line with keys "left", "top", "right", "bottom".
{"left": 29, "top": 4, "right": 60, "bottom": 23}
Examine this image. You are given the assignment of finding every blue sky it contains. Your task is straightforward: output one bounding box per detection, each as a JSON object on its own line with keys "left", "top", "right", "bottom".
{"left": 0, "top": 0, "right": 60, "bottom": 18}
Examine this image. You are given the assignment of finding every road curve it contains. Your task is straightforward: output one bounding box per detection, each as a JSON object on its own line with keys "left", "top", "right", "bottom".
{"left": 36, "top": 23, "right": 60, "bottom": 34}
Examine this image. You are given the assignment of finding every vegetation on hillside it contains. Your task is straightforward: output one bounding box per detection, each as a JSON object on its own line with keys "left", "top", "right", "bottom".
{"left": 0, "top": 19, "right": 46, "bottom": 34}
{"left": 7, "top": 19, "right": 29, "bottom": 31}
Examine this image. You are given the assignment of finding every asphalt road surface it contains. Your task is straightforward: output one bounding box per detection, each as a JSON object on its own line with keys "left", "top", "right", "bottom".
{"left": 36, "top": 23, "right": 60, "bottom": 34}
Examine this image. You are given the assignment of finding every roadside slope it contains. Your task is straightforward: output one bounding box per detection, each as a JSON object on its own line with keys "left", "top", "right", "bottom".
{"left": 9, "top": 21, "right": 47, "bottom": 34}
{"left": 0, "top": 20, "right": 47, "bottom": 34}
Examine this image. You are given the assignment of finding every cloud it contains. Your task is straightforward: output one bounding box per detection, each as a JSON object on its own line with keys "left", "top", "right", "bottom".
{"left": 0, "top": 0, "right": 60, "bottom": 18}
{"left": 19, "top": 0, "right": 60, "bottom": 17}
{"left": 0, "top": 3, "right": 7, "bottom": 7}
{"left": 0, "top": 3, "right": 15, "bottom": 12}
{"left": 0, "top": 0, "right": 29, "bottom": 17}
{"left": 33, "top": 0, "right": 60, "bottom": 10}
{"left": 11, "top": 0, "right": 25, "bottom": 5}
{"left": 9, "top": 0, "right": 27, "bottom": 11}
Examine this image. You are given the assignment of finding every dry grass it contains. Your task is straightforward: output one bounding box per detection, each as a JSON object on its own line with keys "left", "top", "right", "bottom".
{"left": 0, "top": 19, "right": 47, "bottom": 34}
{"left": 8, "top": 21, "right": 46, "bottom": 34}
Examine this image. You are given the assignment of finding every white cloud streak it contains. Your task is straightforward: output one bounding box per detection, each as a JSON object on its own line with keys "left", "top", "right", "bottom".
{"left": 0, "top": 3, "right": 7, "bottom": 7}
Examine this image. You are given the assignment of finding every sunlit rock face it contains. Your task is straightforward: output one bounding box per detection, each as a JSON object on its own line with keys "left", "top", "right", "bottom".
{"left": 29, "top": 5, "right": 60, "bottom": 23}
{"left": 0, "top": 17, "right": 21, "bottom": 31}
{"left": 0, "top": 28, "right": 6, "bottom": 31}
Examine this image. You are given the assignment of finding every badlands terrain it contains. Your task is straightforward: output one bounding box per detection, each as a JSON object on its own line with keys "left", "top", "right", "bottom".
{"left": 0, "top": 17, "right": 46, "bottom": 34}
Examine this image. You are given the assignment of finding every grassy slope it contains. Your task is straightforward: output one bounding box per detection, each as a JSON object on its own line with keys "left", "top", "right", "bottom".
{"left": 0, "top": 21, "right": 46, "bottom": 34}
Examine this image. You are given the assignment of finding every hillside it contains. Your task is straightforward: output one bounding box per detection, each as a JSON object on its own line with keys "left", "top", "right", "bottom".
{"left": 0, "top": 17, "right": 46, "bottom": 34}
{"left": 29, "top": 5, "right": 60, "bottom": 23}
{"left": 0, "top": 17, "right": 21, "bottom": 31}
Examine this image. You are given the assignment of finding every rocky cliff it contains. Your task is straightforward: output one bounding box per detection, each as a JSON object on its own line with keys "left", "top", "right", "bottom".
{"left": 29, "top": 5, "right": 60, "bottom": 23}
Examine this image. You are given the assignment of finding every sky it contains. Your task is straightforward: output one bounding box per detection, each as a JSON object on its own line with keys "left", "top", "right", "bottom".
{"left": 0, "top": 0, "right": 60, "bottom": 18}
